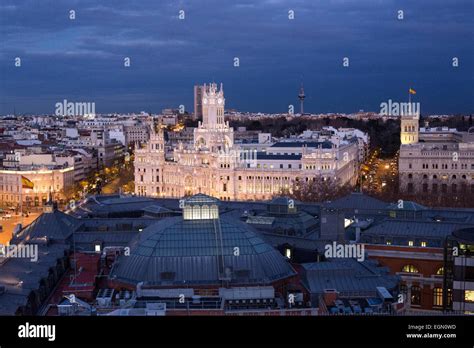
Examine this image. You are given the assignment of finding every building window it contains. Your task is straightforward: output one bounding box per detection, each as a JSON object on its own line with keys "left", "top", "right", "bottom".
{"left": 433, "top": 288, "right": 443, "bottom": 307}
{"left": 402, "top": 264, "right": 419, "bottom": 273}
{"left": 408, "top": 240, "right": 414, "bottom": 247}
{"left": 421, "top": 241, "right": 427, "bottom": 247}
{"left": 465, "top": 290, "right": 474, "bottom": 303}
{"left": 411, "top": 286, "right": 421, "bottom": 306}
{"left": 399, "top": 284, "right": 407, "bottom": 294}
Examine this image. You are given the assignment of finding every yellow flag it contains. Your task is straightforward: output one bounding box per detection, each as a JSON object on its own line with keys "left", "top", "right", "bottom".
{"left": 409, "top": 88, "right": 416, "bottom": 95}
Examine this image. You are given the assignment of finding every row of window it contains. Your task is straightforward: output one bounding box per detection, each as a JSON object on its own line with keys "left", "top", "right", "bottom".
{"left": 305, "top": 164, "right": 332, "bottom": 170}
{"left": 407, "top": 182, "right": 474, "bottom": 194}
{"left": 401, "top": 265, "right": 444, "bottom": 275}
{"left": 387, "top": 240, "right": 431, "bottom": 247}
{"left": 253, "top": 163, "right": 302, "bottom": 169}
{"left": 399, "top": 284, "right": 448, "bottom": 307}
{"left": 403, "top": 125, "right": 417, "bottom": 133}
{"left": 418, "top": 163, "right": 472, "bottom": 170}
{"left": 410, "top": 174, "right": 473, "bottom": 180}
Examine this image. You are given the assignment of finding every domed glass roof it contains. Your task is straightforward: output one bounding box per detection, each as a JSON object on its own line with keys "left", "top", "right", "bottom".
{"left": 110, "top": 215, "right": 296, "bottom": 286}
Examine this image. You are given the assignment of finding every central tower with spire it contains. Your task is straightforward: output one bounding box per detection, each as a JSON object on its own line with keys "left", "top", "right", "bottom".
{"left": 202, "top": 83, "right": 225, "bottom": 129}
{"left": 194, "top": 83, "right": 234, "bottom": 152}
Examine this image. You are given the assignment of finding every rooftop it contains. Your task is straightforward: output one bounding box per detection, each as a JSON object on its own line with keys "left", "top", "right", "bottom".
{"left": 110, "top": 213, "right": 296, "bottom": 286}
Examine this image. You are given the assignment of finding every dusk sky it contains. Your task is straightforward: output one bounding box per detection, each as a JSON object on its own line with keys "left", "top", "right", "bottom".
{"left": 0, "top": 0, "right": 472, "bottom": 115}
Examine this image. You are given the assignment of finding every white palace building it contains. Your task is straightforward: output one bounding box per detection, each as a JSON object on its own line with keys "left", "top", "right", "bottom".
{"left": 399, "top": 110, "right": 474, "bottom": 195}
{"left": 134, "top": 83, "right": 362, "bottom": 201}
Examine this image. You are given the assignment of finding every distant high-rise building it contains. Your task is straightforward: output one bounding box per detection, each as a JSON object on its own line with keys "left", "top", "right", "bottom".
{"left": 193, "top": 85, "right": 204, "bottom": 120}
{"left": 298, "top": 83, "right": 306, "bottom": 114}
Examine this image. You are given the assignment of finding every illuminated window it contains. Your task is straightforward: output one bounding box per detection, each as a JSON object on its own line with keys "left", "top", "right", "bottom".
{"left": 421, "top": 241, "right": 427, "bottom": 247}
{"left": 386, "top": 240, "right": 392, "bottom": 245}
{"left": 436, "top": 267, "right": 444, "bottom": 275}
{"left": 433, "top": 288, "right": 443, "bottom": 307}
{"left": 402, "top": 264, "right": 419, "bottom": 273}
{"left": 94, "top": 244, "right": 101, "bottom": 253}
{"left": 285, "top": 248, "right": 292, "bottom": 259}
{"left": 408, "top": 241, "right": 414, "bottom": 247}
{"left": 465, "top": 290, "right": 474, "bottom": 303}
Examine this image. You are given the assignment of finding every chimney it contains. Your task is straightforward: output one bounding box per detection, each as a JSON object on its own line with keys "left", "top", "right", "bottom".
{"left": 319, "top": 207, "right": 345, "bottom": 242}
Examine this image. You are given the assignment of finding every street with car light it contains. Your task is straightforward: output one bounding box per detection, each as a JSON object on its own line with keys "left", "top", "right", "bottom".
{"left": 360, "top": 147, "right": 399, "bottom": 194}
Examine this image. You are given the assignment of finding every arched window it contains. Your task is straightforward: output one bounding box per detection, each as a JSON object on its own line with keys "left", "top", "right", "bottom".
{"left": 192, "top": 205, "right": 201, "bottom": 219}
{"left": 402, "top": 264, "right": 419, "bottom": 273}
{"left": 452, "top": 175, "right": 457, "bottom": 180}
{"left": 408, "top": 174, "right": 413, "bottom": 179}
{"left": 201, "top": 205, "right": 210, "bottom": 219}
{"left": 433, "top": 175, "right": 438, "bottom": 179}
{"left": 411, "top": 286, "right": 421, "bottom": 306}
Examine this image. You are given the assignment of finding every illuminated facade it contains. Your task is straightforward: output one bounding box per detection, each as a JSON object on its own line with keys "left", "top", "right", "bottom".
{"left": 134, "top": 83, "right": 360, "bottom": 200}
{"left": 0, "top": 166, "right": 75, "bottom": 206}
{"left": 399, "top": 125, "right": 474, "bottom": 194}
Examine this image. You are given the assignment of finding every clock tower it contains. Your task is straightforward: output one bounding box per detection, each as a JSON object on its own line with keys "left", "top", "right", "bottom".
{"left": 202, "top": 83, "right": 225, "bottom": 129}
{"left": 194, "top": 82, "right": 234, "bottom": 151}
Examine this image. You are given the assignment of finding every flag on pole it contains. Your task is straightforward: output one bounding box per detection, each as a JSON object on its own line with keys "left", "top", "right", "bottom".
{"left": 409, "top": 88, "right": 416, "bottom": 95}
{"left": 21, "top": 175, "right": 34, "bottom": 189}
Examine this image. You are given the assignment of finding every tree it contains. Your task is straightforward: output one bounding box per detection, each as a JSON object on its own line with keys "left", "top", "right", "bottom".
{"left": 284, "top": 176, "right": 353, "bottom": 203}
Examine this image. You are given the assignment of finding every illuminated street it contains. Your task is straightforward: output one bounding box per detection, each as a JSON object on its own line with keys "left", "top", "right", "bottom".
{"left": 360, "top": 148, "right": 399, "bottom": 194}
{"left": 0, "top": 212, "right": 40, "bottom": 245}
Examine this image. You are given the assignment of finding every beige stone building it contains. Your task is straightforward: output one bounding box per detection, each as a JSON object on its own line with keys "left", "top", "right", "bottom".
{"left": 134, "top": 83, "right": 360, "bottom": 201}
{"left": 399, "top": 113, "right": 474, "bottom": 194}
{"left": 0, "top": 165, "right": 75, "bottom": 207}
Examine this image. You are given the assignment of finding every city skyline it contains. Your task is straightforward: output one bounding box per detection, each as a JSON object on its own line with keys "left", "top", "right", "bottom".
{"left": 1, "top": 0, "right": 473, "bottom": 115}
{"left": 1, "top": 2, "right": 474, "bottom": 344}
